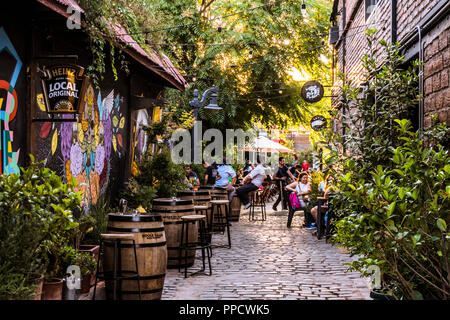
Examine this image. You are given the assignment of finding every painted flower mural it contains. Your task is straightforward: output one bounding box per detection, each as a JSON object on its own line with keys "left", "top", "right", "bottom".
{"left": 37, "top": 83, "right": 125, "bottom": 213}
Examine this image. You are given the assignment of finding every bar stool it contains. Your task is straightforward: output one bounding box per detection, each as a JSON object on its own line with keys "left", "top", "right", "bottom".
{"left": 194, "top": 205, "right": 212, "bottom": 245}
{"left": 209, "top": 199, "right": 231, "bottom": 249}
{"left": 249, "top": 189, "right": 266, "bottom": 221}
{"left": 178, "top": 215, "right": 212, "bottom": 278}
{"left": 92, "top": 233, "right": 141, "bottom": 300}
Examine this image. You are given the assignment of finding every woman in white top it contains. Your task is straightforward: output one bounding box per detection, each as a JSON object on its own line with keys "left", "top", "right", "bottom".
{"left": 286, "top": 173, "right": 311, "bottom": 203}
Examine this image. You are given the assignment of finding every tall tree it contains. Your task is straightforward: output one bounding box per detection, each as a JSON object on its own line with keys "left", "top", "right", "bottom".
{"left": 142, "top": 0, "right": 332, "bottom": 131}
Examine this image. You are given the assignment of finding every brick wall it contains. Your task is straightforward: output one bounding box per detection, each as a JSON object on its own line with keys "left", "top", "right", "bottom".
{"left": 423, "top": 20, "right": 450, "bottom": 126}
{"left": 331, "top": 0, "right": 449, "bottom": 127}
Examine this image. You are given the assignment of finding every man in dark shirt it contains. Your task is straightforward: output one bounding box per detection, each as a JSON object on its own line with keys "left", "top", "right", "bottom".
{"left": 203, "top": 161, "right": 218, "bottom": 185}
{"left": 272, "top": 157, "right": 295, "bottom": 211}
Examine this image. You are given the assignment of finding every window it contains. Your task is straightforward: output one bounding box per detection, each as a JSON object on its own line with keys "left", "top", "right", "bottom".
{"left": 365, "top": 0, "right": 378, "bottom": 21}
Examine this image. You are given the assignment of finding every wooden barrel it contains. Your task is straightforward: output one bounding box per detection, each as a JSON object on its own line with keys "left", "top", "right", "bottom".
{"left": 151, "top": 198, "right": 197, "bottom": 268}
{"left": 199, "top": 185, "right": 228, "bottom": 200}
{"left": 177, "top": 190, "right": 212, "bottom": 228}
{"left": 230, "top": 194, "right": 241, "bottom": 221}
{"left": 105, "top": 213, "right": 167, "bottom": 300}
{"left": 177, "top": 190, "right": 211, "bottom": 206}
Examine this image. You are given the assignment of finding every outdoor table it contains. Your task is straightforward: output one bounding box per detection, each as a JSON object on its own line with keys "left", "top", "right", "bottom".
{"left": 104, "top": 213, "right": 167, "bottom": 300}
{"left": 151, "top": 198, "right": 197, "bottom": 268}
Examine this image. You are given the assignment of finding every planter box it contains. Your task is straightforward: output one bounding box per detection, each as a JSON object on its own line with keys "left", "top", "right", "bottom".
{"left": 79, "top": 244, "right": 100, "bottom": 286}
{"left": 42, "top": 278, "right": 63, "bottom": 300}
{"left": 31, "top": 274, "right": 44, "bottom": 300}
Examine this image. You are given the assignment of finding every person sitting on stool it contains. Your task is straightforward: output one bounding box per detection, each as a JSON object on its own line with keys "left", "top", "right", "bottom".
{"left": 237, "top": 158, "right": 266, "bottom": 210}
{"left": 214, "top": 161, "right": 237, "bottom": 202}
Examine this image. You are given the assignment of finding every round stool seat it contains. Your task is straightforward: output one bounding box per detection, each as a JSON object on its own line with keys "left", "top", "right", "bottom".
{"left": 210, "top": 200, "right": 229, "bottom": 204}
{"left": 101, "top": 233, "right": 136, "bottom": 240}
{"left": 181, "top": 215, "right": 207, "bottom": 221}
{"left": 194, "top": 205, "right": 208, "bottom": 210}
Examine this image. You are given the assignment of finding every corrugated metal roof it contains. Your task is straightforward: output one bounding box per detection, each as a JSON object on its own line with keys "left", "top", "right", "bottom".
{"left": 37, "top": 0, "right": 187, "bottom": 90}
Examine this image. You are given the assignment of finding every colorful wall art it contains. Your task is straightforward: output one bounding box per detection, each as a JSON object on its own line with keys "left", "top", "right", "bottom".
{"left": 35, "top": 83, "right": 126, "bottom": 213}
{"left": 0, "top": 27, "right": 21, "bottom": 175}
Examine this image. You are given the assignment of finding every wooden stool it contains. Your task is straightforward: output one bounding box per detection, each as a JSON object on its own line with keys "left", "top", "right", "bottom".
{"left": 194, "top": 205, "right": 212, "bottom": 245}
{"left": 178, "top": 215, "right": 212, "bottom": 278}
{"left": 209, "top": 200, "right": 231, "bottom": 249}
{"left": 93, "top": 233, "right": 141, "bottom": 300}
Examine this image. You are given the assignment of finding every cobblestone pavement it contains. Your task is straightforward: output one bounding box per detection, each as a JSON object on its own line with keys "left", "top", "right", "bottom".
{"left": 161, "top": 202, "right": 371, "bottom": 300}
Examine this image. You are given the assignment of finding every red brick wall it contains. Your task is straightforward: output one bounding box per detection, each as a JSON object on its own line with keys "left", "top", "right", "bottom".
{"left": 423, "top": 23, "right": 450, "bottom": 126}
{"left": 331, "top": 0, "right": 449, "bottom": 127}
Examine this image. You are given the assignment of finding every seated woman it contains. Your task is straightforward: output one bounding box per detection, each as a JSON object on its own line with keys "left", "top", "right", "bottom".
{"left": 286, "top": 173, "right": 313, "bottom": 228}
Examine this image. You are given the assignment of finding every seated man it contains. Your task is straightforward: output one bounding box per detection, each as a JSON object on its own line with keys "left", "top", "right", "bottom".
{"left": 214, "top": 162, "right": 237, "bottom": 202}
{"left": 185, "top": 164, "right": 200, "bottom": 188}
{"left": 237, "top": 158, "right": 266, "bottom": 210}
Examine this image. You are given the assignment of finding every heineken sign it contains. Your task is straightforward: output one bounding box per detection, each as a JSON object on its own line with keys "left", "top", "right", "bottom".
{"left": 301, "top": 81, "right": 324, "bottom": 103}
{"left": 310, "top": 115, "right": 327, "bottom": 131}
{"left": 40, "top": 64, "right": 88, "bottom": 114}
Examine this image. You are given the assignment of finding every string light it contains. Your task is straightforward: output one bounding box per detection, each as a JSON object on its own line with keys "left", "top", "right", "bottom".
{"left": 301, "top": 1, "right": 307, "bottom": 16}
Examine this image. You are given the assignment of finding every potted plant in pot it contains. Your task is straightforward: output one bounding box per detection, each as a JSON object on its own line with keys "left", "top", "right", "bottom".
{"left": 0, "top": 156, "right": 77, "bottom": 300}
{"left": 77, "top": 251, "right": 97, "bottom": 294}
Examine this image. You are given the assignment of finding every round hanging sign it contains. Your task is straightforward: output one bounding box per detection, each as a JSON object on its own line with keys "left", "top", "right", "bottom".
{"left": 301, "top": 81, "right": 324, "bottom": 103}
{"left": 310, "top": 115, "right": 327, "bottom": 131}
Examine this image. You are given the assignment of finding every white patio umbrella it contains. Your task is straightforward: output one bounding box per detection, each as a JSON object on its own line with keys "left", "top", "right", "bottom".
{"left": 244, "top": 135, "right": 293, "bottom": 153}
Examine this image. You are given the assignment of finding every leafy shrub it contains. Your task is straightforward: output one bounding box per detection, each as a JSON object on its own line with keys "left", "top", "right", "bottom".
{"left": 0, "top": 156, "right": 83, "bottom": 298}
{"left": 323, "top": 32, "right": 450, "bottom": 299}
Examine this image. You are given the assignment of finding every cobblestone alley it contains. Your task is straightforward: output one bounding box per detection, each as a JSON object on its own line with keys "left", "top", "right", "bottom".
{"left": 161, "top": 202, "right": 371, "bottom": 300}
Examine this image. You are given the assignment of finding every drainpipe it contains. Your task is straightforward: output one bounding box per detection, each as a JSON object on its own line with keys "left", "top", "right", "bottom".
{"left": 391, "top": 0, "right": 397, "bottom": 43}
{"left": 342, "top": 1, "right": 347, "bottom": 144}
{"left": 417, "top": 25, "right": 424, "bottom": 135}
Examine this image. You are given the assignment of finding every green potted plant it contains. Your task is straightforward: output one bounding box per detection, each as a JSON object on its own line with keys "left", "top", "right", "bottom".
{"left": 0, "top": 156, "right": 82, "bottom": 300}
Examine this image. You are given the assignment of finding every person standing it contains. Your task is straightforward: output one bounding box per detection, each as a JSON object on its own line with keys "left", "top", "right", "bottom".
{"left": 214, "top": 161, "right": 237, "bottom": 202}
{"left": 237, "top": 158, "right": 266, "bottom": 209}
{"left": 272, "top": 157, "right": 295, "bottom": 211}
{"left": 203, "top": 161, "right": 218, "bottom": 185}
{"left": 301, "top": 159, "right": 310, "bottom": 172}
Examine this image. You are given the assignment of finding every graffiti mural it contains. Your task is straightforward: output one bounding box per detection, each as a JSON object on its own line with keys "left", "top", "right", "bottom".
{"left": 0, "top": 27, "right": 21, "bottom": 175}
{"left": 36, "top": 83, "right": 126, "bottom": 213}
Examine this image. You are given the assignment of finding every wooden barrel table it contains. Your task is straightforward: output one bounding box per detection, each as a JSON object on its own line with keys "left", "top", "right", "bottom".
{"left": 151, "top": 198, "right": 197, "bottom": 268}
{"left": 230, "top": 194, "right": 242, "bottom": 221}
{"left": 199, "top": 186, "right": 229, "bottom": 231}
{"left": 199, "top": 185, "right": 228, "bottom": 200}
{"left": 105, "top": 213, "right": 167, "bottom": 300}
{"left": 177, "top": 190, "right": 212, "bottom": 229}
{"left": 177, "top": 190, "right": 211, "bottom": 207}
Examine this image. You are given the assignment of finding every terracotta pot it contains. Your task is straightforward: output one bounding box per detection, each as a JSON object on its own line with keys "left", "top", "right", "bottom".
{"left": 30, "top": 274, "right": 44, "bottom": 300}
{"left": 42, "top": 278, "right": 63, "bottom": 300}
{"left": 80, "top": 273, "right": 91, "bottom": 294}
{"left": 79, "top": 244, "right": 99, "bottom": 286}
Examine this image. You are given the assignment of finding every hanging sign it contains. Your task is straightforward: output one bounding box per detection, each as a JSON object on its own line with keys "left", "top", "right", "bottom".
{"left": 310, "top": 115, "right": 327, "bottom": 131}
{"left": 301, "top": 81, "right": 324, "bottom": 103}
{"left": 40, "top": 64, "right": 88, "bottom": 114}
